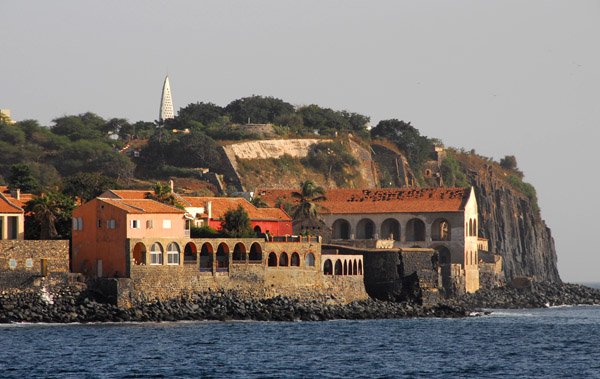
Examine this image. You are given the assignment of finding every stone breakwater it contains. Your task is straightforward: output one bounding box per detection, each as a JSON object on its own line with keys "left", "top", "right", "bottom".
{"left": 450, "top": 281, "right": 600, "bottom": 309}
{"left": 0, "top": 288, "right": 468, "bottom": 324}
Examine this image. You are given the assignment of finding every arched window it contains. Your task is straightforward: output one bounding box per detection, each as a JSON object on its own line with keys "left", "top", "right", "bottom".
{"left": 233, "top": 243, "right": 246, "bottom": 262}
{"left": 334, "top": 260, "right": 343, "bottom": 275}
{"left": 150, "top": 243, "right": 163, "bottom": 265}
{"left": 291, "top": 252, "right": 300, "bottom": 267}
{"left": 216, "top": 243, "right": 229, "bottom": 271}
{"left": 343, "top": 260, "right": 348, "bottom": 275}
{"left": 436, "top": 246, "right": 451, "bottom": 265}
{"left": 358, "top": 260, "right": 363, "bottom": 275}
{"left": 432, "top": 218, "right": 451, "bottom": 241}
{"left": 167, "top": 242, "right": 180, "bottom": 265}
{"left": 473, "top": 219, "right": 477, "bottom": 237}
{"left": 381, "top": 218, "right": 400, "bottom": 241}
{"left": 184, "top": 243, "right": 197, "bottom": 264}
{"left": 254, "top": 225, "right": 262, "bottom": 234}
{"left": 332, "top": 219, "right": 351, "bottom": 240}
{"left": 406, "top": 218, "right": 426, "bottom": 241}
{"left": 323, "top": 259, "right": 333, "bottom": 275}
{"left": 132, "top": 242, "right": 146, "bottom": 265}
{"left": 268, "top": 252, "right": 277, "bottom": 267}
{"left": 279, "top": 252, "right": 289, "bottom": 267}
{"left": 356, "top": 218, "right": 375, "bottom": 239}
{"left": 249, "top": 243, "right": 262, "bottom": 262}
{"left": 353, "top": 260, "right": 358, "bottom": 275}
{"left": 305, "top": 252, "right": 315, "bottom": 267}
{"left": 200, "top": 243, "right": 213, "bottom": 272}
{"left": 469, "top": 219, "right": 473, "bottom": 237}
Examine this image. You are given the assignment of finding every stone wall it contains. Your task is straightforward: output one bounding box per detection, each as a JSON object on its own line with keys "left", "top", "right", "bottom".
{"left": 0, "top": 240, "right": 70, "bottom": 290}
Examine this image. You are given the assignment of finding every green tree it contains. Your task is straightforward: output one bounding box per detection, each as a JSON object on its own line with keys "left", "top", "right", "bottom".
{"left": 177, "top": 102, "right": 224, "bottom": 125}
{"left": 8, "top": 164, "right": 40, "bottom": 193}
{"left": 61, "top": 172, "right": 118, "bottom": 203}
{"left": 145, "top": 182, "right": 183, "bottom": 209}
{"left": 250, "top": 196, "right": 269, "bottom": 208}
{"left": 51, "top": 113, "right": 104, "bottom": 141}
{"left": 291, "top": 180, "right": 327, "bottom": 220}
{"left": 225, "top": 96, "right": 295, "bottom": 124}
{"left": 371, "top": 119, "right": 431, "bottom": 172}
{"left": 24, "top": 191, "right": 75, "bottom": 239}
{"left": 221, "top": 204, "right": 255, "bottom": 238}
{"left": 174, "top": 131, "right": 220, "bottom": 171}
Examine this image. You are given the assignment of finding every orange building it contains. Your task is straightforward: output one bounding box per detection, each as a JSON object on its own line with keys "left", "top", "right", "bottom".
{"left": 71, "top": 198, "right": 187, "bottom": 277}
{"left": 100, "top": 190, "right": 292, "bottom": 236}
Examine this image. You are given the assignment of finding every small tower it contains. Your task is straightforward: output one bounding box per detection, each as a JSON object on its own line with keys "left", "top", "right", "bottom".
{"left": 159, "top": 76, "right": 174, "bottom": 123}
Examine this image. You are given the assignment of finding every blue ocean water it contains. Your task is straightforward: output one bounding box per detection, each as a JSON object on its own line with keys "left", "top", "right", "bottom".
{"left": 1, "top": 304, "right": 600, "bottom": 378}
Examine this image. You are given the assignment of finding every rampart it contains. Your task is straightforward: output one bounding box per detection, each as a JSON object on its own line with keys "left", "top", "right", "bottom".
{"left": 0, "top": 240, "right": 70, "bottom": 289}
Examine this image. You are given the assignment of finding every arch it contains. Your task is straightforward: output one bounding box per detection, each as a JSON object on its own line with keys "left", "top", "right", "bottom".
{"left": 132, "top": 242, "right": 146, "bottom": 265}
{"left": 216, "top": 243, "right": 229, "bottom": 271}
{"left": 406, "top": 218, "right": 426, "bottom": 241}
{"left": 469, "top": 219, "right": 473, "bottom": 237}
{"left": 343, "top": 260, "right": 348, "bottom": 275}
{"left": 200, "top": 242, "right": 213, "bottom": 272}
{"left": 473, "top": 219, "right": 477, "bottom": 237}
{"left": 332, "top": 219, "right": 351, "bottom": 240}
{"left": 434, "top": 246, "right": 451, "bottom": 264}
{"left": 381, "top": 218, "right": 400, "bottom": 241}
{"left": 150, "top": 242, "right": 164, "bottom": 265}
{"left": 431, "top": 218, "right": 451, "bottom": 241}
{"left": 334, "top": 260, "right": 343, "bottom": 275}
{"left": 268, "top": 252, "right": 277, "bottom": 267}
{"left": 233, "top": 242, "right": 246, "bottom": 262}
{"left": 353, "top": 260, "right": 358, "bottom": 275}
{"left": 279, "top": 252, "right": 289, "bottom": 267}
{"left": 356, "top": 218, "right": 375, "bottom": 239}
{"left": 358, "top": 260, "right": 363, "bottom": 275}
{"left": 167, "top": 242, "right": 180, "bottom": 265}
{"left": 249, "top": 242, "right": 262, "bottom": 262}
{"left": 305, "top": 252, "right": 315, "bottom": 267}
{"left": 425, "top": 169, "right": 432, "bottom": 177}
{"left": 254, "top": 225, "right": 262, "bottom": 234}
{"left": 291, "top": 252, "right": 300, "bottom": 267}
{"left": 323, "top": 259, "right": 333, "bottom": 275}
{"left": 184, "top": 242, "right": 197, "bottom": 264}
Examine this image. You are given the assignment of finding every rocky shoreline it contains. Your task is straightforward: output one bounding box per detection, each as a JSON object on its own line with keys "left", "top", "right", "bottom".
{"left": 449, "top": 280, "right": 600, "bottom": 310}
{"left": 1, "top": 281, "right": 598, "bottom": 324}
{"left": 0, "top": 287, "right": 468, "bottom": 324}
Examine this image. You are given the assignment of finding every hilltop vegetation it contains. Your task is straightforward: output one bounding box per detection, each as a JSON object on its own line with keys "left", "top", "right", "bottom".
{"left": 0, "top": 95, "right": 541, "bottom": 238}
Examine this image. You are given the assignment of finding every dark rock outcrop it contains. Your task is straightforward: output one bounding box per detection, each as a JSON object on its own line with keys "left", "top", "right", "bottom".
{"left": 468, "top": 170, "right": 560, "bottom": 282}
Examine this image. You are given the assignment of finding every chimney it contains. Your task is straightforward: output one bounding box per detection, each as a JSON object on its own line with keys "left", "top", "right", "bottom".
{"left": 169, "top": 180, "right": 174, "bottom": 192}
{"left": 206, "top": 201, "right": 212, "bottom": 219}
{"left": 15, "top": 189, "right": 20, "bottom": 200}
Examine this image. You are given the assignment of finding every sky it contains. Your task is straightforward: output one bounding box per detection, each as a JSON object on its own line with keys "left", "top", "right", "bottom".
{"left": 1, "top": 1, "right": 599, "bottom": 282}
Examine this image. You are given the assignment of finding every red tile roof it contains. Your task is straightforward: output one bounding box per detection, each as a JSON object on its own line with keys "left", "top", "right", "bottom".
{"left": 100, "top": 199, "right": 185, "bottom": 214}
{"left": 181, "top": 196, "right": 291, "bottom": 221}
{"left": 257, "top": 188, "right": 472, "bottom": 214}
{"left": 0, "top": 186, "right": 30, "bottom": 211}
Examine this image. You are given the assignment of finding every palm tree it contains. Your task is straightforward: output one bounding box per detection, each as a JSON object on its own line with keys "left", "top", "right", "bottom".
{"left": 26, "top": 195, "right": 60, "bottom": 239}
{"left": 145, "top": 182, "right": 183, "bottom": 209}
{"left": 250, "top": 196, "right": 269, "bottom": 208}
{"left": 291, "top": 180, "right": 327, "bottom": 220}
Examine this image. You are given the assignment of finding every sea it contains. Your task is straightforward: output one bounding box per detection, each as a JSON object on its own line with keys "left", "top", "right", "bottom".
{"left": 1, "top": 285, "right": 600, "bottom": 378}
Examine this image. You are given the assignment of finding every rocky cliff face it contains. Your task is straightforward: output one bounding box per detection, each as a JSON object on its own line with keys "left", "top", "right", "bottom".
{"left": 468, "top": 169, "right": 561, "bottom": 283}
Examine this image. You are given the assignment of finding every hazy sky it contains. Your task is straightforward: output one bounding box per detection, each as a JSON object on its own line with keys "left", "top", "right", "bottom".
{"left": 2, "top": 1, "right": 599, "bottom": 282}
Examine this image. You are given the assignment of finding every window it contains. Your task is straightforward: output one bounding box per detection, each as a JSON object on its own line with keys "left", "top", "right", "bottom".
{"left": 73, "top": 218, "right": 79, "bottom": 231}
{"left": 147, "top": 220, "right": 153, "bottom": 229}
{"left": 150, "top": 243, "right": 163, "bottom": 265}
{"left": 163, "top": 220, "right": 171, "bottom": 229}
{"left": 305, "top": 253, "right": 315, "bottom": 267}
{"left": 106, "top": 220, "right": 116, "bottom": 229}
{"left": 131, "top": 220, "right": 140, "bottom": 229}
{"left": 167, "top": 243, "right": 180, "bottom": 265}
{"left": 98, "top": 220, "right": 102, "bottom": 228}
{"left": 26, "top": 259, "right": 33, "bottom": 268}
{"left": 9, "top": 259, "right": 16, "bottom": 269}
{"left": 78, "top": 218, "right": 83, "bottom": 230}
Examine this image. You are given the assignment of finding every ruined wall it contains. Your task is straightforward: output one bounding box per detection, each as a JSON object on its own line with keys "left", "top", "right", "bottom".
{"left": 468, "top": 170, "right": 560, "bottom": 282}
{"left": 0, "top": 240, "right": 70, "bottom": 289}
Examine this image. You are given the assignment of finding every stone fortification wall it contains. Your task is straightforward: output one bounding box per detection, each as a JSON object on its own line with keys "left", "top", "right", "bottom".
{"left": 0, "top": 240, "right": 70, "bottom": 290}
{"left": 478, "top": 250, "right": 504, "bottom": 289}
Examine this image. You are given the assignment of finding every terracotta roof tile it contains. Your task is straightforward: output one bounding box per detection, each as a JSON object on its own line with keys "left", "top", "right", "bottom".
{"left": 0, "top": 186, "right": 30, "bottom": 211}
{"left": 181, "top": 196, "right": 291, "bottom": 221}
{"left": 100, "top": 199, "right": 185, "bottom": 214}
{"left": 257, "top": 188, "right": 471, "bottom": 214}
